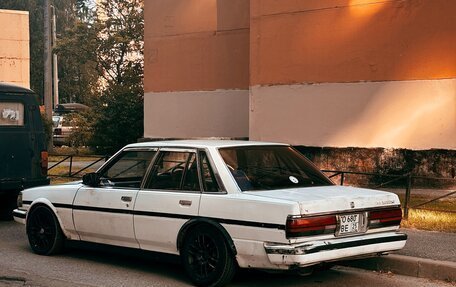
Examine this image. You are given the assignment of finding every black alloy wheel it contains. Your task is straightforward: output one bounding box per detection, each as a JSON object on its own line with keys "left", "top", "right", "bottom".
{"left": 26, "top": 205, "right": 64, "bottom": 255}
{"left": 181, "top": 225, "right": 236, "bottom": 287}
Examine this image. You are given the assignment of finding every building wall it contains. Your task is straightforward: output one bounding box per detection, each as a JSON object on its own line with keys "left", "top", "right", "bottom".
{"left": 144, "top": 0, "right": 250, "bottom": 139}
{"left": 0, "top": 9, "right": 30, "bottom": 88}
{"left": 143, "top": 0, "right": 455, "bottom": 150}
{"left": 249, "top": 0, "right": 456, "bottom": 150}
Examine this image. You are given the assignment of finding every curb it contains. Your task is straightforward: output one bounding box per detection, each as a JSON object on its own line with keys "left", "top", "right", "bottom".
{"left": 340, "top": 254, "right": 456, "bottom": 283}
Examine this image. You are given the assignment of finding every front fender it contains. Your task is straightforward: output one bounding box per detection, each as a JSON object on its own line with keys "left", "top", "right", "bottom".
{"left": 28, "top": 198, "right": 74, "bottom": 240}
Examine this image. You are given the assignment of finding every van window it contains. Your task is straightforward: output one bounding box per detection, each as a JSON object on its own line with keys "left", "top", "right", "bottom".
{"left": 0, "top": 102, "right": 24, "bottom": 126}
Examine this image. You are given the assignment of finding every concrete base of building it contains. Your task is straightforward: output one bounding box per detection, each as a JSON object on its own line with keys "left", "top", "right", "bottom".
{"left": 295, "top": 146, "right": 456, "bottom": 188}
{"left": 250, "top": 78, "right": 456, "bottom": 150}
{"left": 144, "top": 89, "right": 249, "bottom": 139}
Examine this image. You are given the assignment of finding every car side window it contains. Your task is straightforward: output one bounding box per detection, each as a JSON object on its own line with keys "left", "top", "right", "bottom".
{"left": 199, "top": 151, "right": 220, "bottom": 192}
{"left": 100, "top": 150, "right": 156, "bottom": 189}
{"left": 146, "top": 151, "right": 201, "bottom": 192}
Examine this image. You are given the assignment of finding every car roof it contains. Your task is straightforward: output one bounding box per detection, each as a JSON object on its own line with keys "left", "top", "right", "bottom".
{"left": 0, "top": 82, "right": 34, "bottom": 94}
{"left": 125, "top": 140, "right": 289, "bottom": 149}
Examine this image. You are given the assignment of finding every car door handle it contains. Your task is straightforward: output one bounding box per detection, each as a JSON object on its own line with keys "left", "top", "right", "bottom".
{"left": 179, "top": 200, "right": 192, "bottom": 207}
{"left": 121, "top": 196, "right": 132, "bottom": 202}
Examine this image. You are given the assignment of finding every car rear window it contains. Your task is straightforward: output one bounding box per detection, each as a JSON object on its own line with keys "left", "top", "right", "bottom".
{"left": 0, "top": 102, "right": 24, "bottom": 126}
{"left": 219, "top": 146, "right": 333, "bottom": 191}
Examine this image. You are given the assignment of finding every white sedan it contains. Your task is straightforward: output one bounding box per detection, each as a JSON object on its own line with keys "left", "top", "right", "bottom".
{"left": 13, "top": 140, "right": 407, "bottom": 287}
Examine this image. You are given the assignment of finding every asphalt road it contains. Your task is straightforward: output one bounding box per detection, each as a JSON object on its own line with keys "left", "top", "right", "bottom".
{"left": 0, "top": 221, "right": 454, "bottom": 287}
{"left": 397, "top": 229, "right": 456, "bottom": 262}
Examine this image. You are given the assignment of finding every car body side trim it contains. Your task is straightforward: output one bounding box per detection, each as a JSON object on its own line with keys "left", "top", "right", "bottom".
{"left": 47, "top": 202, "right": 286, "bottom": 230}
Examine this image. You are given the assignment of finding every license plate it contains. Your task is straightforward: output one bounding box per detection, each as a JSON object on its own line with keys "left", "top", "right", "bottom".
{"left": 337, "top": 213, "right": 363, "bottom": 236}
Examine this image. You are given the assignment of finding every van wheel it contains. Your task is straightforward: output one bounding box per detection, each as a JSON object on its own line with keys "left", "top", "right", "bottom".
{"left": 26, "top": 205, "right": 64, "bottom": 255}
{"left": 181, "top": 225, "right": 236, "bottom": 287}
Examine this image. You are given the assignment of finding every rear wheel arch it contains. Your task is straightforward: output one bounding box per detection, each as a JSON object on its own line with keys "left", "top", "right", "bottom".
{"left": 177, "top": 218, "right": 237, "bottom": 256}
{"left": 179, "top": 220, "right": 238, "bottom": 287}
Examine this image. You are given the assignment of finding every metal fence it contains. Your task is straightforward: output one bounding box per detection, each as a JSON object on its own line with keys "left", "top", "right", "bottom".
{"left": 48, "top": 155, "right": 109, "bottom": 178}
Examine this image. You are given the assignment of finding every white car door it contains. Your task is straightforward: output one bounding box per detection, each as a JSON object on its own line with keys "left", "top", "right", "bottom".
{"left": 73, "top": 148, "right": 156, "bottom": 248}
{"left": 134, "top": 148, "right": 202, "bottom": 254}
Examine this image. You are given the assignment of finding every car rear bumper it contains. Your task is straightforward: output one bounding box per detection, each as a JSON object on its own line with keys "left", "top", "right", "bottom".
{"left": 12, "top": 208, "right": 26, "bottom": 224}
{"left": 264, "top": 232, "right": 407, "bottom": 267}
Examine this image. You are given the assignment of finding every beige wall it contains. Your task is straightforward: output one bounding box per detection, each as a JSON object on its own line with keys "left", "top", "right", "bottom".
{"left": 0, "top": 9, "right": 29, "bottom": 88}
{"left": 144, "top": 0, "right": 456, "bottom": 150}
{"left": 250, "top": 79, "right": 456, "bottom": 149}
{"left": 249, "top": 0, "right": 456, "bottom": 150}
{"left": 145, "top": 30, "right": 249, "bottom": 92}
{"left": 144, "top": 0, "right": 250, "bottom": 92}
{"left": 144, "top": 90, "right": 249, "bottom": 139}
{"left": 144, "top": 0, "right": 250, "bottom": 139}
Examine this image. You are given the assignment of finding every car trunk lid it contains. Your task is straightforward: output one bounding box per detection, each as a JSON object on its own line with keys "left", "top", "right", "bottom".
{"left": 244, "top": 185, "right": 400, "bottom": 215}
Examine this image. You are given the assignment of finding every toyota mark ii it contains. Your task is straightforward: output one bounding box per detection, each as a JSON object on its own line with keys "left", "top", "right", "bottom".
{"left": 13, "top": 140, "right": 407, "bottom": 287}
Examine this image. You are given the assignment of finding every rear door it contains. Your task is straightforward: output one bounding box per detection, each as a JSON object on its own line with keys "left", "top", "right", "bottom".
{"left": 134, "top": 148, "right": 202, "bottom": 254}
{"left": 0, "top": 98, "right": 31, "bottom": 181}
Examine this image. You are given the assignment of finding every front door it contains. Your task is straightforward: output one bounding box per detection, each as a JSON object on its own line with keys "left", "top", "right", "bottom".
{"left": 73, "top": 148, "right": 156, "bottom": 248}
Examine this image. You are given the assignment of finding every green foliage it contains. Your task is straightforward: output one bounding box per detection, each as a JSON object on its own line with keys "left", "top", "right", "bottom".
{"left": 0, "top": 0, "right": 93, "bottom": 102}
{"left": 65, "top": 0, "right": 144, "bottom": 153}
{"left": 2, "top": 0, "right": 144, "bottom": 153}
{"left": 89, "top": 85, "right": 143, "bottom": 154}
{"left": 55, "top": 20, "right": 99, "bottom": 104}
{"left": 40, "top": 112, "right": 53, "bottom": 147}
{"left": 67, "top": 112, "right": 92, "bottom": 148}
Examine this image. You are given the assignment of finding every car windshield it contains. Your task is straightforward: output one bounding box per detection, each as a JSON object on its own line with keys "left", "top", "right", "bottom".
{"left": 219, "top": 146, "right": 333, "bottom": 191}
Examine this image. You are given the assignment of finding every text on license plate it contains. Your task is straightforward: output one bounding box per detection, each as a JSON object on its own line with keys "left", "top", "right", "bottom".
{"left": 338, "top": 213, "right": 362, "bottom": 235}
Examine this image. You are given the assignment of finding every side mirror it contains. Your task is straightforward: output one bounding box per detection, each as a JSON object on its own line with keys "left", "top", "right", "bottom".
{"left": 82, "top": 172, "right": 101, "bottom": 187}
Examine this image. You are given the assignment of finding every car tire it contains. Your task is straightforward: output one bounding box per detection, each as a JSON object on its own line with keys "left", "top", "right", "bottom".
{"left": 181, "top": 225, "right": 236, "bottom": 287}
{"left": 26, "top": 205, "right": 65, "bottom": 255}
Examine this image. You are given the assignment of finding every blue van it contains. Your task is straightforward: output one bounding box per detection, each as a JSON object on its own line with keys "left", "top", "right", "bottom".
{"left": 0, "top": 83, "right": 49, "bottom": 219}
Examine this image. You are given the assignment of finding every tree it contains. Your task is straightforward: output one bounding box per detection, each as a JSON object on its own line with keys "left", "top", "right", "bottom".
{"left": 55, "top": 19, "right": 99, "bottom": 104}
{"left": 2, "top": 0, "right": 145, "bottom": 153}
{"left": 0, "top": 0, "right": 93, "bottom": 103}
{"left": 67, "top": 0, "right": 144, "bottom": 154}
{"left": 90, "top": 0, "right": 144, "bottom": 154}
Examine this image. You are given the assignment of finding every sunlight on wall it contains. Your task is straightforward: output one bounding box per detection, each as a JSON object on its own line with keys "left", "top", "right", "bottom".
{"left": 249, "top": 79, "right": 456, "bottom": 150}
{"left": 349, "top": 0, "right": 387, "bottom": 18}
{"left": 327, "top": 79, "right": 456, "bottom": 149}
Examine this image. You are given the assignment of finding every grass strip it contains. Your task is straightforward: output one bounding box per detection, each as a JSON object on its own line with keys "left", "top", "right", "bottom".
{"left": 401, "top": 209, "right": 456, "bottom": 233}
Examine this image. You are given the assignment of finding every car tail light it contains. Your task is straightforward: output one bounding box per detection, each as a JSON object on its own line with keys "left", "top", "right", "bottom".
{"left": 41, "top": 151, "right": 48, "bottom": 176}
{"left": 369, "top": 207, "right": 402, "bottom": 228}
{"left": 54, "top": 128, "right": 62, "bottom": 135}
{"left": 286, "top": 215, "right": 337, "bottom": 238}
